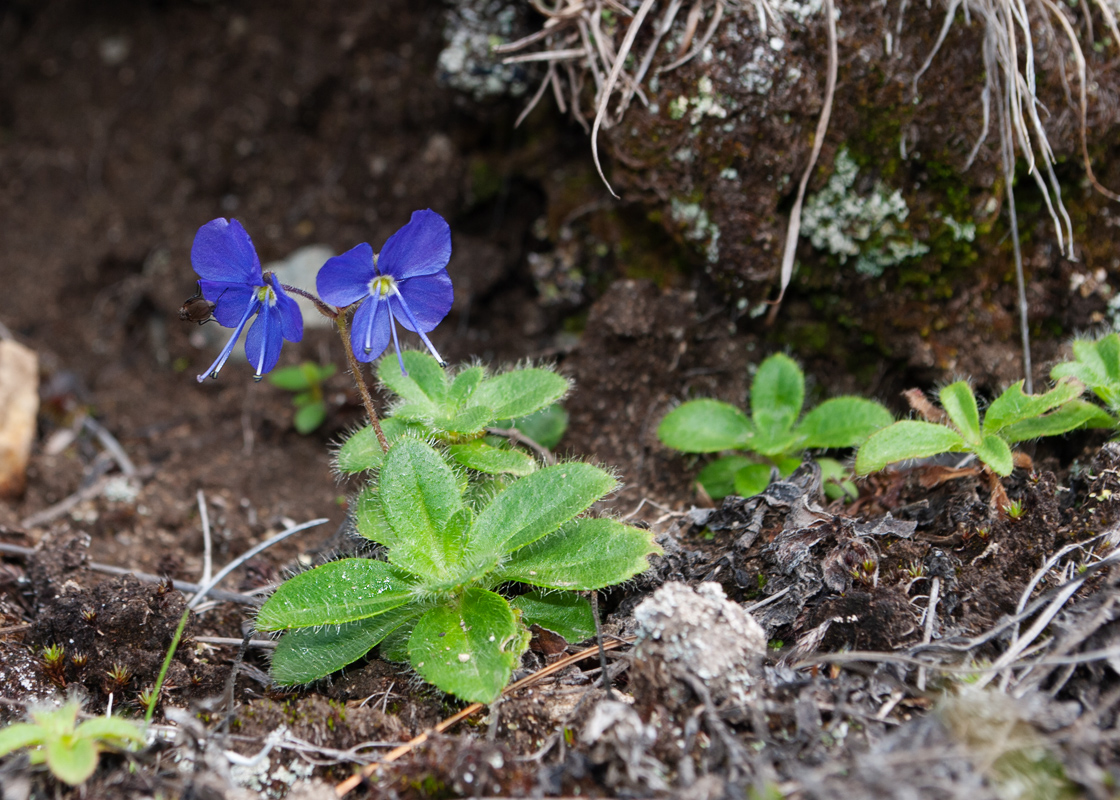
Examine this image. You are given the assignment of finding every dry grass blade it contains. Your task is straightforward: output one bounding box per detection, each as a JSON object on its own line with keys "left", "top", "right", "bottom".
{"left": 590, "top": 0, "right": 657, "bottom": 198}
{"left": 768, "top": 0, "right": 837, "bottom": 321}
{"left": 660, "top": 0, "right": 726, "bottom": 73}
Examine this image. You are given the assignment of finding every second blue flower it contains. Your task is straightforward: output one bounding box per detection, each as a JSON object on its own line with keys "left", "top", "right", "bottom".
{"left": 317, "top": 209, "right": 453, "bottom": 373}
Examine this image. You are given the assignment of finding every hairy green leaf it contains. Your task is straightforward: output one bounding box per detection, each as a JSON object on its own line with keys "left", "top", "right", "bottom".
{"left": 939, "top": 382, "right": 981, "bottom": 444}
{"left": 494, "top": 518, "right": 659, "bottom": 590}
{"left": 256, "top": 559, "right": 416, "bottom": 630}
{"left": 817, "top": 457, "right": 857, "bottom": 501}
{"left": 750, "top": 354, "right": 804, "bottom": 436}
{"left": 983, "top": 379, "right": 1084, "bottom": 436}
{"left": 469, "top": 462, "right": 616, "bottom": 557}
{"left": 999, "top": 400, "right": 1117, "bottom": 443}
{"left": 749, "top": 428, "right": 801, "bottom": 459}
{"left": 975, "top": 434, "right": 1014, "bottom": 476}
{"left": 270, "top": 605, "right": 424, "bottom": 685}
{"left": 470, "top": 369, "right": 569, "bottom": 420}
{"left": 409, "top": 590, "right": 527, "bottom": 703}
{"left": 510, "top": 590, "right": 595, "bottom": 643}
{"left": 855, "top": 421, "right": 967, "bottom": 474}
{"left": 449, "top": 440, "right": 537, "bottom": 476}
{"left": 45, "top": 736, "right": 98, "bottom": 786}
{"left": 378, "top": 350, "right": 448, "bottom": 411}
{"left": 336, "top": 417, "right": 417, "bottom": 474}
{"left": 379, "top": 439, "right": 465, "bottom": 578}
{"left": 657, "top": 399, "right": 753, "bottom": 453}
{"left": 732, "top": 463, "right": 773, "bottom": 497}
{"left": 0, "top": 722, "right": 45, "bottom": 757}
{"left": 697, "top": 456, "right": 755, "bottom": 500}
{"left": 1053, "top": 335, "right": 1120, "bottom": 411}
{"left": 797, "top": 397, "right": 893, "bottom": 449}
{"left": 436, "top": 405, "right": 493, "bottom": 436}
{"left": 73, "top": 717, "right": 145, "bottom": 747}
{"left": 448, "top": 366, "right": 485, "bottom": 407}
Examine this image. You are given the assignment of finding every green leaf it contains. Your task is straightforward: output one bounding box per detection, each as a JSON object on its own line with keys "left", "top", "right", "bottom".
{"left": 855, "top": 421, "right": 967, "bottom": 474}
{"left": 379, "top": 439, "right": 465, "bottom": 579}
{"left": 749, "top": 428, "right": 801, "bottom": 459}
{"left": 449, "top": 366, "right": 485, "bottom": 407}
{"left": 336, "top": 417, "right": 417, "bottom": 474}
{"left": 975, "top": 434, "right": 1014, "bottom": 476}
{"left": 983, "top": 379, "right": 1084, "bottom": 436}
{"left": 999, "top": 400, "right": 1117, "bottom": 443}
{"left": 73, "top": 717, "right": 145, "bottom": 747}
{"left": 496, "top": 404, "right": 569, "bottom": 449}
{"left": 379, "top": 622, "right": 413, "bottom": 663}
{"left": 817, "top": 457, "right": 857, "bottom": 501}
{"left": 470, "top": 368, "right": 569, "bottom": 420}
{"left": 268, "top": 364, "right": 313, "bottom": 391}
{"left": 378, "top": 350, "right": 448, "bottom": 411}
{"left": 750, "top": 354, "right": 804, "bottom": 437}
{"left": 1052, "top": 335, "right": 1120, "bottom": 410}
{"left": 657, "top": 399, "right": 753, "bottom": 453}
{"left": 797, "top": 397, "right": 893, "bottom": 449}
{"left": 494, "top": 518, "right": 659, "bottom": 590}
{"left": 939, "top": 382, "right": 981, "bottom": 444}
{"left": 437, "top": 405, "right": 493, "bottom": 435}
{"left": 469, "top": 462, "right": 616, "bottom": 557}
{"left": 510, "top": 590, "right": 595, "bottom": 642}
{"left": 270, "top": 605, "right": 424, "bottom": 685}
{"left": 256, "top": 559, "right": 416, "bottom": 630}
{"left": 697, "top": 456, "right": 756, "bottom": 499}
{"left": 732, "top": 463, "right": 773, "bottom": 497}
{"left": 293, "top": 402, "right": 327, "bottom": 434}
{"left": 408, "top": 589, "right": 527, "bottom": 703}
{"left": 45, "top": 736, "right": 98, "bottom": 786}
{"left": 0, "top": 722, "right": 45, "bottom": 756}
{"left": 449, "top": 440, "right": 537, "bottom": 476}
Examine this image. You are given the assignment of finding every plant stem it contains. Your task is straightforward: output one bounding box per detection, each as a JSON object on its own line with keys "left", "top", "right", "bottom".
{"left": 336, "top": 308, "right": 388, "bottom": 451}
{"left": 146, "top": 607, "right": 189, "bottom": 724}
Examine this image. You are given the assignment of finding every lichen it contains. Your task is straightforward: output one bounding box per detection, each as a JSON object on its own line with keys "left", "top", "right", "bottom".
{"left": 800, "top": 148, "right": 929, "bottom": 278}
{"left": 670, "top": 198, "right": 721, "bottom": 264}
{"left": 437, "top": 0, "right": 530, "bottom": 100}
{"left": 668, "top": 75, "right": 728, "bottom": 126}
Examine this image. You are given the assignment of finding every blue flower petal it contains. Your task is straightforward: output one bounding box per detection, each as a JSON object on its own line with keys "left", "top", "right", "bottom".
{"left": 244, "top": 302, "right": 284, "bottom": 378}
{"left": 377, "top": 210, "right": 451, "bottom": 281}
{"left": 272, "top": 282, "right": 304, "bottom": 343}
{"left": 389, "top": 270, "right": 453, "bottom": 332}
{"left": 317, "top": 243, "right": 375, "bottom": 307}
{"left": 350, "top": 297, "right": 391, "bottom": 363}
{"left": 198, "top": 281, "right": 256, "bottom": 328}
{"left": 191, "top": 219, "right": 262, "bottom": 284}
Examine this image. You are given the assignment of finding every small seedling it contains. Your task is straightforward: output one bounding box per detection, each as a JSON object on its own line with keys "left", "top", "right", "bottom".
{"left": 41, "top": 645, "right": 67, "bottom": 687}
{"left": 1051, "top": 333, "right": 1120, "bottom": 423}
{"left": 1005, "top": 499, "right": 1025, "bottom": 520}
{"left": 856, "top": 379, "right": 1105, "bottom": 478}
{"left": 268, "top": 361, "right": 339, "bottom": 434}
{"left": 105, "top": 664, "right": 131, "bottom": 691}
{"left": 657, "top": 353, "right": 892, "bottom": 500}
{"left": 0, "top": 698, "right": 145, "bottom": 786}
{"left": 856, "top": 378, "right": 1106, "bottom": 511}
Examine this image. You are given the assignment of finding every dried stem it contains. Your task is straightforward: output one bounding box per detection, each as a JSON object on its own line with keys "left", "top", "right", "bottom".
{"left": 335, "top": 307, "right": 388, "bottom": 452}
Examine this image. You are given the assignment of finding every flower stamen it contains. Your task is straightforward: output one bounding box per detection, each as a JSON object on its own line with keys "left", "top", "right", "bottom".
{"left": 391, "top": 286, "right": 447, "bottom": 366}
{"left": 198, "top": 298, "right": 259, "bottom": 383}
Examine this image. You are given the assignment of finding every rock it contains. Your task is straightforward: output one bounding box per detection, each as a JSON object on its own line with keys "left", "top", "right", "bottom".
{"left": 632, "top": 581, "right": 767, "bottom": 708}
{"left": 0, "top": 340, "right": 39, "bottom": 499}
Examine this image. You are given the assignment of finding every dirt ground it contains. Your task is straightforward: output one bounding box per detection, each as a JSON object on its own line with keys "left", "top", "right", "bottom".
{"left": 2, "top": 1, "right": 1120, "bottom": 798}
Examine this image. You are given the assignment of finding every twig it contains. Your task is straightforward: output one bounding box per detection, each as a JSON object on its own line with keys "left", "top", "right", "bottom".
{"left": 21, "top": 476, "right": 113, "bottom": 528}
{"left": 197, "top": 490, "right": 213, "bottom": 590}
{"left": 195, "top": 635, "right": 277, "bottom": 649}
{"left": 187, "top": 518, "right": 328, "bottom": 609}
{"left": 82, "top": 416, "right": 136, "bottom": 477}
{"left": 484, "top": 426, "right": 556, "bottom": 465}
{"left": 917, "top": 576, "right": 941, "bottom": 692}
{"left": 768, "top": 0, "right": 837, "bottom": 322}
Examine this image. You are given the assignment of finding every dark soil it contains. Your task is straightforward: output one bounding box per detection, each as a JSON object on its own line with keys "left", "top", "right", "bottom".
{"left": 2, "top": 1, "right": 1120, "bottom": 798}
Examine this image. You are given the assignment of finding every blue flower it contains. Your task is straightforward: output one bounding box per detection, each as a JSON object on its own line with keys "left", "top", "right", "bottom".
{"left": 191, "top": 218, "right": 304, "bottom": 383}
{"left": 316, "top": 209, "right": 453, "bottom": 374}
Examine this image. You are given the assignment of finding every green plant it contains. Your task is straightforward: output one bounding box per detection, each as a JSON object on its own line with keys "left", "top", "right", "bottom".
{"left": 1051, "top": 333, "right": 1120, "bottom": 422}
{"left": 1005, "top": 499, "right": 1025, "bottom": 520}
{"left": 259, "top": 352, "right": 658, "bottom": 703}
{"left": 0, "top": 699, "right": 145, "bottom": 786}
{"left": 856, "top": 378, "right": 1106, "bottom": 479}
{"left": 657, "top": 353, "right": 892, "bottom": 500}
{"left": 268, "top": 361, "right": 339, "bottom": 434}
